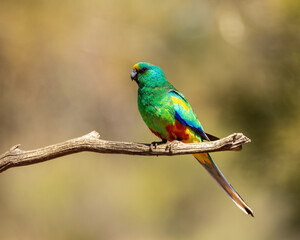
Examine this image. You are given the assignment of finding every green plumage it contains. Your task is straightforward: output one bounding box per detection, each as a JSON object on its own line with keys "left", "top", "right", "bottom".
{"left": 137, "top": 70, "right": 175, "bottom": 139}
{"left": 135, "top": 62, "right": 205, "bottom": 141}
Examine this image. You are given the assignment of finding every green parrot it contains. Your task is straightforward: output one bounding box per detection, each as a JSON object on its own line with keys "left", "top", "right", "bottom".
{"left": 131, "top": 62, "right": 253, "bottom": 217}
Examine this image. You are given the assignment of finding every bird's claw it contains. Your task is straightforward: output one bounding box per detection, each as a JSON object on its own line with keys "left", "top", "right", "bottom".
{"left": 150, "top": 139, "right": 167, "bottom": 152}
{"left": 165, "top": 140, "right": 180, "bottom": 153}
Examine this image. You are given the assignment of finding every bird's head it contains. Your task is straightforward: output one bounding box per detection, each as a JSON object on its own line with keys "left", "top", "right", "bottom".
{"left": 130, "top": 62, "right": 167, "bottom": 87}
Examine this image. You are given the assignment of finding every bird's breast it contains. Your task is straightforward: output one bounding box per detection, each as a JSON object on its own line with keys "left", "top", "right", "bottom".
{"left": 138, "top": 87, "right": 196, "bottom": 142}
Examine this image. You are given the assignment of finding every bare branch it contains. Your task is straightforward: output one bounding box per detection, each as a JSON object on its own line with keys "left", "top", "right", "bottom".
{"left": 0, "top": 131, "right": 251, "bottom": 173}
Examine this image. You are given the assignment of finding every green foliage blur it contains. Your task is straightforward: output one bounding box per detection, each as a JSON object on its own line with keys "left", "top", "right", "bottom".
{"left": 0, "top": 0, "right": 299, "bottom": 239}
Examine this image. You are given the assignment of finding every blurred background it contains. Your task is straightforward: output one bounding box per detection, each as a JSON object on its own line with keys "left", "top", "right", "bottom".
{"left": 0, "top": 0, "right": 299, "bottom": 239}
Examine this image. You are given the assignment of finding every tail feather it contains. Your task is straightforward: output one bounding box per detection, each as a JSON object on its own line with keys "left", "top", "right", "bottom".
{"left": 194, "top": 153, "right": 254, "bottom": 217}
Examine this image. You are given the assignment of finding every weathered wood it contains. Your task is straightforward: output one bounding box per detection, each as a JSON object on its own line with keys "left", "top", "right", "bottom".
{"left": 0, "top": 131, "right": 251, "bottom": 173}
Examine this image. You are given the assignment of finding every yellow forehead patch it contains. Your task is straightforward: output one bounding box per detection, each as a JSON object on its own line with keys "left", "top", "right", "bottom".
{"left": 171, "top": 96, "right": 189, "bottom": 110}
{"left": 133, "top": 64, "right": 140, "bottom": 71}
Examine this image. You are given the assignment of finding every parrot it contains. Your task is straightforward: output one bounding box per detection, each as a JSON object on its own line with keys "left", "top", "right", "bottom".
{"left": 130, "top": 62, "right": 254, "bottom": 217}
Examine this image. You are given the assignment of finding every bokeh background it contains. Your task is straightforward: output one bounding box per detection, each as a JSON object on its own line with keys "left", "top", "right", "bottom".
{"left": 0, "top": 0, "right": 299, "bottom": 239}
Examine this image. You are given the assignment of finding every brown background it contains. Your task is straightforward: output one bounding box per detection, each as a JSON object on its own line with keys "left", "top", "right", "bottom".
{"left": 0, "top": 0, "right": 299, "bottom": 239}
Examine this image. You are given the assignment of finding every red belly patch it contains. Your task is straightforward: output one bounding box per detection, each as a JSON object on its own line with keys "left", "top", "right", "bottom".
{"left": 166, "top": 121, "right": 190, "bottom": 141}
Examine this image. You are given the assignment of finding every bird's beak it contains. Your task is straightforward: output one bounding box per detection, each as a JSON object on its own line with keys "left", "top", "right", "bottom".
{"left": 131, "top": 68, "right": 138, "bottom": 81}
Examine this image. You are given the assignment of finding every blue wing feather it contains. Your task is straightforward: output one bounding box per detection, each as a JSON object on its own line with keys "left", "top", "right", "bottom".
{"left": 169, "top": 90, "right": 210, "bottom": 141}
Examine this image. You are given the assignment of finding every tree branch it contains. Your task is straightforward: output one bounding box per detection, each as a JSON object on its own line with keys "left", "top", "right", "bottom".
{"left": 0, "top": 131, "right": 251, "bottom": 173}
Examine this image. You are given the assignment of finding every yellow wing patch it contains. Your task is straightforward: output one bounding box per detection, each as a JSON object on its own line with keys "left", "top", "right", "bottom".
{"left": 171, "top": 96, "right": 189, "bottom": 110}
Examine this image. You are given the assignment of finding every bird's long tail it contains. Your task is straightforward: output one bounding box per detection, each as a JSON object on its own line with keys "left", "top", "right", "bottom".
{"left": 193, "top": 153, "right": 254, "bottom": 217}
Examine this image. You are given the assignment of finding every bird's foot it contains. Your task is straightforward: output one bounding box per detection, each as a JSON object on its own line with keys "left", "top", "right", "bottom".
{"left": 165, "top": 140, "right": 180, "bottom": 153}
{"left": 150, "top": 139, "right": 167, "bottom": 152}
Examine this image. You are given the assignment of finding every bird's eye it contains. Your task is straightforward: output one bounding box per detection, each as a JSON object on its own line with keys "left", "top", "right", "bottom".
{"left": 140, "top": 67, "right": 148, "bottom": 73}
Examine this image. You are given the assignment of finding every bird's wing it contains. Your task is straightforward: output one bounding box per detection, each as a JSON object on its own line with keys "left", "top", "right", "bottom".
{"left": 168, "top": 90, "right": 210, "bottom": 141}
